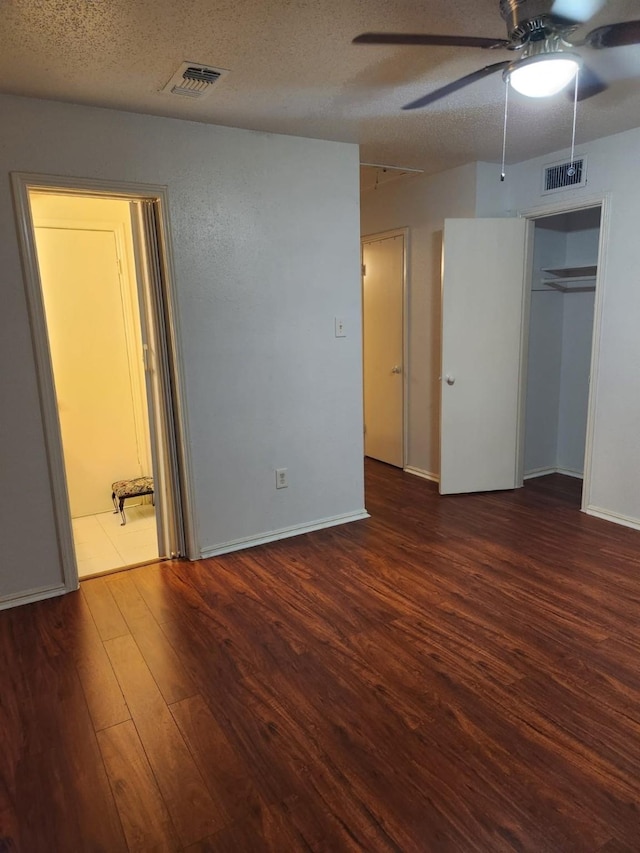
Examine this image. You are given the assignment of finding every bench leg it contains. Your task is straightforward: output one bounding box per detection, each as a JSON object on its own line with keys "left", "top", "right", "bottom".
{"left": 118, "top": 497, "right": 127, "bottom": 526}
{"left": 112, "top": 491, "right": 118, "bottom": 514}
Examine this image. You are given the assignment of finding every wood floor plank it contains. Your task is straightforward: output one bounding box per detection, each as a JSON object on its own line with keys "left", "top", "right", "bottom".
{"left": 71, "top": 593, "right": 131, "bottom": 730}
{"left": 49, "top": 665, "right": 128, "bottom": 853}
{"left": 170, "top": 694, "right": 257, "bottom": 827}
{"left": 82, "top": 576, "right": 129, "bottom": 641}
{"left": 104, "top": 633, "right": 218, "bottom": 846}
{"left": 165, "top": 618, "right": 425, "bottom": 850}
{"left": 14, "top": 745, "right": 87, "bottom": 852}
{"left": 598, "top": 839, "right": 639, "bottom": 852}
{"left": 97, "top": 720, "right": 181, "bottom": 852}
{"left": 14, "top": 660, "right": 127, "bottom": 853}
{"left": 158, "top": 614, "right": 303, "bottom": 806}
{"left": 25, "top": 591, "right": 130, "bottom": 731}
{"left": 129, "top": 562, "right": 184, "bottom": 624}
{"left": 74, "top": 635, "right": 131, "bottom": 731}
{"left": 182, "top": 796, "right": 311, "bottom": 853}
{"left": 245, "top": 650, "right": 530, "bottom": 852}
{"left": 107, "top": 572, "right": 196, "bottom": 704}
{"left": 0, "top": 649, "right": 29, "bottom": 808}
{"left": 0, "top": 775, "right": 19, "bottom": 853}
{"left": 4, "top": 464, "right": 640, "bottom": 850}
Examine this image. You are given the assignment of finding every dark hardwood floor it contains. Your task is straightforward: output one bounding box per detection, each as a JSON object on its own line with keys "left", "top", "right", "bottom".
{"left": 3, "top": 461, "right": 640, "bottom": 851}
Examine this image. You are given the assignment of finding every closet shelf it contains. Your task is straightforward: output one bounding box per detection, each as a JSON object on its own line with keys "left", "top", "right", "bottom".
{"left": 537, "top": 264, "right": 597, "bottom": 293}
{"left": 542, "top": 265, "right": 597, "bottom": 279}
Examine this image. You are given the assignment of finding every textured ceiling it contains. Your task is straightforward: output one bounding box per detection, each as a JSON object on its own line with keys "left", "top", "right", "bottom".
{"left": 2, "top": 0, "right": 640, "bottom": 175}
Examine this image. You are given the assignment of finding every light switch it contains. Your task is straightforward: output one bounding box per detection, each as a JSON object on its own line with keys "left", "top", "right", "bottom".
{"left": 334, "top": 317, "right": 346, "bottom": 338}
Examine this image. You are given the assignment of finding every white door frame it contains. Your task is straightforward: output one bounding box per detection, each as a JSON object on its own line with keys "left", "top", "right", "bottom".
{"left": 361, "top": 228, "right": 409, "bottom": 468}
{"left": 516, "top": 192, "right": 612, "bottom": 513}
{"left": 11, "top": 172, "right": 199, "bottom": 595}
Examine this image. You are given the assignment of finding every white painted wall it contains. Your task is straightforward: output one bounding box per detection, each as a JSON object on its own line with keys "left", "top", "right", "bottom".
{"left": 524, "top": 291, "right": 563, "bottom": 475}
{"left": 525, "top": 290, "right": 595, "bottom": 478}
{"left": 475, "top": 161, "right": 510, "bottom": 218}
{"left": 0, "top": 94, "right": 364, "bottom": 605}
{"left": 532, "top": 223, "right": 567, "bottom": 289}
{"left": 525, "top": 219, "right": 599, "bottom": 479}
{"left": 360, "top": 164, "right": 477, "bottom": 478}
{"left": 481, "top": 127, "right": 640, "bottom": 525}
{"left": 565, "top": 226, "right": 600, "bottom": 268}
{"left": 557, "top": 291, "right": 595, "bottom": 475}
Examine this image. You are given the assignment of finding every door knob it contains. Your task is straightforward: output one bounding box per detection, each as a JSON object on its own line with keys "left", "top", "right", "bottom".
{"left": 391, "top": 365, "right": 402, "bottom": 374}
{"left": 445, "top": 374, "right": 455, "bottom": 385}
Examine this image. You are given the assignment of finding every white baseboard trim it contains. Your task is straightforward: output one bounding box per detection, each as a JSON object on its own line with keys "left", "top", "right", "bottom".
{"left": 200, "top": 509, "right": 370, "bottom": 559}
{"left": 523, "top": 467, "right": 557, "bottom": 480}
{"left": 585, "top": 506, "right": 640, "bottom": 532}
{"left": 524, "top": 466, "right": 583, "bottom": 481}
{"left": 558, "top": 468, "right": 584, "bottom": 480}
{"left": 0, "top": 582, "right": 68, "bottom": 612}
{"left": 404, "top": 466, "right": 439, "bottom": 484}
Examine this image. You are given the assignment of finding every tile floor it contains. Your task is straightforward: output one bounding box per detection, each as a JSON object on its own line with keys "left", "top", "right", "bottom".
{"left": 72, "top": 502, "right": 159, "bottom": 579}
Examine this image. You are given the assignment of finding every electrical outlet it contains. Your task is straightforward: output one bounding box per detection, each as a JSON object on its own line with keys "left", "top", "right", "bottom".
{"left": 275, "top": 468, "right": 288, "bottom": 489}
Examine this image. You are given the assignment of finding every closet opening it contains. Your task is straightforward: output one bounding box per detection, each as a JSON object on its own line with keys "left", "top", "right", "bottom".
{"left": 13, "top": 174, "right": 192, "bottom": 588}
{"left": 522, "top": 204, "right": 602, "bottom": 507}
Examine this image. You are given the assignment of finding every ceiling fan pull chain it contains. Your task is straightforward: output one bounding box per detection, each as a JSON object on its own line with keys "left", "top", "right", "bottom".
{"left": 500, "top": 80, "right": 509, "bottom": 181}
{"left": 568, "top": 68, "right": 580, "bottom": 176}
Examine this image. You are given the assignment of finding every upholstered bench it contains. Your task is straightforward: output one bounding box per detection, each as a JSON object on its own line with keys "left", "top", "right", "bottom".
{"left": 111, "top": 476, "right": 154, "bottom": 526}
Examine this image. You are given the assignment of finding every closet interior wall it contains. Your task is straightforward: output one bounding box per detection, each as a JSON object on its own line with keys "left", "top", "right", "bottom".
{"left": 524, "top": 207, "right": 601, "bottom": 481}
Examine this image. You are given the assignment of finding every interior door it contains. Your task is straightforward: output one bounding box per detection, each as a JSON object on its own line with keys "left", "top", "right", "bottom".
{"left": 130, "top": 200, "right": 185, "bottom": 560}
{"left": 36, "top": 226, "right": 144, "bottom": 516}
{"left": 362, "top": 233, "right": 404, "bottom": 467}
{"left": 440, "top": 218, "right": 531, "bottom": 495}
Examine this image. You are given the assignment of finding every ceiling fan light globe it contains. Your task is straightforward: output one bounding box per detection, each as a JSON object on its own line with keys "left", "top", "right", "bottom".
{"left": 507, "top": 55, "right": 581, "bottom": 97}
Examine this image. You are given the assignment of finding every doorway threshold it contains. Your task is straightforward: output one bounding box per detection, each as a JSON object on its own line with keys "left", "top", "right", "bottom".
{"left": 73, "top": 504, "right": 160, "bottom": 579}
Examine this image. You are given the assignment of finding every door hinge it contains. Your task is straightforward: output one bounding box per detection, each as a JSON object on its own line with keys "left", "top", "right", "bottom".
{"left": 361, "top": 264, "right": 366, "bottom": 276}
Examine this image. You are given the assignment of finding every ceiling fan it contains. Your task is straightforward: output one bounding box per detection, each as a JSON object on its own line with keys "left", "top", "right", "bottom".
{"left": 353, "top": 0, "right": 640, "bottom": 108}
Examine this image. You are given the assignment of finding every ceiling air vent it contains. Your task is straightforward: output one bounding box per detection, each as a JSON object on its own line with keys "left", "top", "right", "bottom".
{"left": 542, "top": 156, "right": 587, "bottom": 194}
{"left": 162, "top": 62, "right": 229, "bottom": 98}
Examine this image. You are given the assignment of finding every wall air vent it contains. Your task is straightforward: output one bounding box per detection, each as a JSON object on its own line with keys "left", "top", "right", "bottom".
{"left": 542, "top": 156, "right": 587, "bottom": 194}
{"left": 162, "top": 62, "right": 229, "bottom": 98}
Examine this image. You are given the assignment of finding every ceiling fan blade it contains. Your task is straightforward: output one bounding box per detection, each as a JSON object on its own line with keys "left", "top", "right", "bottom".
{"left": 568, "top": 63, "right": 608, "bottom": 100}
{"left": 585, "top": 20, "right": 640, "bottom": 48}
{"left": 550, "top": 0, "right": 605, "bottom": 25}
{"left": 402, "top": 61, "right": 511, "bottom": 110}
{"left": 353, "top": 32, "right": 511, "bottom": 50}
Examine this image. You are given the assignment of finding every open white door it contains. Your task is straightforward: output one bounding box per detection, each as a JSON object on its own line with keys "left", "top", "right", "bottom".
{"left": 35, "top": 225, "right": 147, "bottom": 517}
{"left": 362, "top": 233, "right": 405, "bottom": 467}
{"left": 440, "top": 218, "right": 531, "bottom": 495}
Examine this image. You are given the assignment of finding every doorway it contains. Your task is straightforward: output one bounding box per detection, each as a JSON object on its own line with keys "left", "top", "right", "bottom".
{"left": 31, "top": 193, "right": 160, "bottom": 577}
{"left": 13, "top": 174, "right": 193, "bottom": 588}
{"left": 522, "top": 205, "right": 601, "bottom": 503}
{"left": 361, "top": 230, "right": 407, "bottom": 468}
{"left": 438, "top": 199, "right": 608, "bottom": 507}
